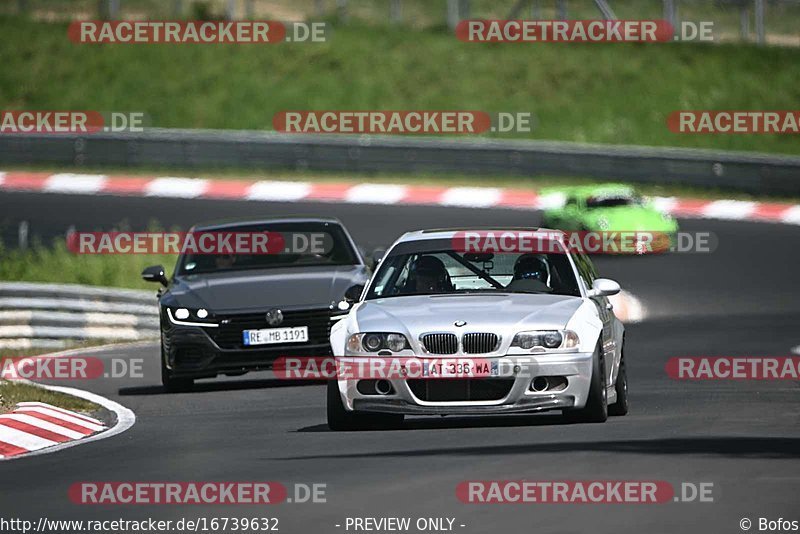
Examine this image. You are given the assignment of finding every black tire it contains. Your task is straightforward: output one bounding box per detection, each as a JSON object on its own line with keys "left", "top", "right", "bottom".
{"left": 564, "top": 344, "right": 608, "bottom": 423}
{"left": 160, "top": 345, "right": 194, "bottom": 393}
{"left": 608, "top": 352, "right": 629, "bottom": 416}
{"left": 326, "top": 381, "right": 403, "bottom": 431}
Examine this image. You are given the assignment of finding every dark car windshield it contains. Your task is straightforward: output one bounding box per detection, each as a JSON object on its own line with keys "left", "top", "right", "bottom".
{"left": 586, "top": 195, "right": 640, "bottom": 208}
{"left": 366, "top": 247, "right": 580, "bottom": 299}
{"left": 176, "top": 221, "right": 359, "bottom": 275}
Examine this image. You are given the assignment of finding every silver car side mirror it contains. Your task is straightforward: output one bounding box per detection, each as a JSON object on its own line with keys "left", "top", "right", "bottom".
{"left": 588, "top": 278, "right": 620, "bottom": 297}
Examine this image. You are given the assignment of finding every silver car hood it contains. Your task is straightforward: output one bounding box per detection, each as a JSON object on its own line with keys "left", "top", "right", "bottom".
{"left": 354, "top": 293, "right": 583, "bottom": 336}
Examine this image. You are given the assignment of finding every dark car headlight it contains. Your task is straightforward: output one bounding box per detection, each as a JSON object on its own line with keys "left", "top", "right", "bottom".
{"left": 166, "top": 307, "right": 219, "bottom": 327}
{"left": 511, "top": 330, "right": 579, "bottom": 351}
{"left": 346, "top": 333, "right": 410, "bottom": 354}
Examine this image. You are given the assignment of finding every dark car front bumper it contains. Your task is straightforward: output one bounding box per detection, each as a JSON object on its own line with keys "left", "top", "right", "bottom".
{"left": 162, "top": 308, "right": 335, "bottom": 378}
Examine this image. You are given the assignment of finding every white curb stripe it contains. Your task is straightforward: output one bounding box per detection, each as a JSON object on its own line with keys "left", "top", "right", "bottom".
{"left": 14, "top": 406, "right": 105, "bottom": 432}
{"left": 246, "top": 181, "right": 311, "bottom": 201}
{"left": 440, "top": 187, "right": 502, "bottom": 207}
{"left": 0, "top": 425, "right": 59, "bottom": 450}
{"left": 345, "top": 183, "right": 407, "bottom": 204}
{"left": 702, "top": 200, "right": 757, "bottom": 220}
{"left": 1, "top": 414, "right": 86, "bottom": 440}
{"left": 145, "top": 177, "right": 209, "bottom": 198}
{"left": 781, "top": 206, "right": 800, "bottom": 225}
{"left": 533, "top": 192, "right": 567, "bottom": 210}
{"left": 651, "top": 196, "right": 678, "bottom": 214}
{"left": 44, "top": 173, "right": 107, "bottom": 194}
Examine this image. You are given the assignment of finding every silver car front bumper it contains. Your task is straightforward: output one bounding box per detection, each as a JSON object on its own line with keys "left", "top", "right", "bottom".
{"left": 337, "top": 352, "right": 595, "bottom": 416}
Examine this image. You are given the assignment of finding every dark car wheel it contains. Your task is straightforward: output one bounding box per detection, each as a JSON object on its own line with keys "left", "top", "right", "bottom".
{"left": 608, "top": 351, "right": 629, "bottom": 416}
{"left": 326, "top": 381, "right": 403, "bottom": 431}
{"left": 161, "top": 345, "right": 194, "bottom": 393}
{"left": 564, "top": 343, "right": 608, "bottom": 423}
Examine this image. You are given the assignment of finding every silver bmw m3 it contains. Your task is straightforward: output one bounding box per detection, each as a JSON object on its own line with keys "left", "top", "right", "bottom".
{"left": 328, "top": 228, "right": 628, "bottom": 430}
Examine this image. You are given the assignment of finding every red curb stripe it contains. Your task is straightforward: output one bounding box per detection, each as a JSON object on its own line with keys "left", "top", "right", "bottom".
{"left": 16, "top": 411, "right": 96, "bottom": 436}
{"left": 1, "top": 172, "right": 52, "bottom": 191}
{"left": 751, "top": 202, "right": 795, "bottom": 221}
{"left": 0, "top": 440, "right": 28, "bottom": 457}
{"left": 0, "top": 418, "right": 73, "bottom": 443}
{"left": 668, "top": 198, "right": 711, "bottom": 217}
{"left": 202, "top": 179, "right": 257, "bottom": 199}
{"left": 401, "top": 186, "right": 449, "bottom": 205}
{"left": 18, "top": 402, "right": 103, "bottom": 426}
{"left": 101, "top": 177, "right": 152, "bottom": 195}
{"left": 497, "top": 188, "right": 540, "bottom": 208}
{"left": 306, "top": 183, "right": 351, "bottom": 201}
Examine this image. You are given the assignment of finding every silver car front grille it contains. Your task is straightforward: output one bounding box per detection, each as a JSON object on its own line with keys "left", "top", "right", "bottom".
{"left": 462, "top": 333, "right": 500, "bottom": 354}
{"left": 421, "top": 333, "right": 458, "bottom": 355}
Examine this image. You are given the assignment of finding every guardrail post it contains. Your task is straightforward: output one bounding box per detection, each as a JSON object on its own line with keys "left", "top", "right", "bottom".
{"left": 556, "top": 0, "right": 567, "bottom": 20}
{"left": 740, "top": 4, "right": 750, "bottom": 40}
{"left": 663, "top": 0, "right": 677, "bottom": 29}
{"left": 754, "top": 0, "right": 765, "bottom": 44}
{"left": 18, "top": 221, "right": 29, "bottom": 251}
{"left": 337, "top": 0, "right": 348, "bottom": 22}
{"left": 531, "top": 0, "right": 541, "bottom": 19}
{"left": 390, "top": 0, "right": 402, "bottom": 24}
{"left": 225, "top": 0, "right": 236, "bottom": 20}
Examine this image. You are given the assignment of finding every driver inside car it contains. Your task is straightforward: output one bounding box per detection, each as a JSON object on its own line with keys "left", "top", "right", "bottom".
{"left": 504, "top": 254, "right": 552, "bottom": 293}
{"left": 404, "top": 255, "right": 454, "bottom": 294}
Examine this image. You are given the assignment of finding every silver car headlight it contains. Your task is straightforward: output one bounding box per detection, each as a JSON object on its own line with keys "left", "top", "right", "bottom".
{"left": 167, "top": 307, "right": 219, "bottom": 327}
{"left": 510, "top": 330, "right": 579, "bottom": 351}
{"left": 346, "top": 333, "right": 410, "bottom": 354}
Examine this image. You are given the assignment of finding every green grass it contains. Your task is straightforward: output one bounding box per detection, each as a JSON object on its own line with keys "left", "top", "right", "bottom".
{"left": 0, "top": 379, "right": 100, "bottom": 414}
{"left": 0, "top": 237, "right": 175, "bottom": 290}
{"left": 0, "top": 16, "right": 798, "bottom": 154}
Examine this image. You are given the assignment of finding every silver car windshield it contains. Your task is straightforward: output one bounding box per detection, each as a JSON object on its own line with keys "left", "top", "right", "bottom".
{"left": 367, "top": 249, "right": 581, "bottom": 299}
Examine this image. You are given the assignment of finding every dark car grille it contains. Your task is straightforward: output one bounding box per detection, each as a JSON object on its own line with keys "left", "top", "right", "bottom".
{"left": 206, "top": 308, "right": 332, "bottom": 350}
{"left": 407, "top": 379, "right": 514, "bottom": 402}
{"left": 462, "top": 333, "right": 499, "bottom": 354}
{"left": 420, "top": 333, "right": 458, "bottom": 355}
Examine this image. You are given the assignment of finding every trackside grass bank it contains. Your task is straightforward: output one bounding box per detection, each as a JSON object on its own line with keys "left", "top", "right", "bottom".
{"left": 0, "top": 380, "right": 100, "bottom": 414}
{"left": 0, "top": 16, "right": 798, "bottom": 154}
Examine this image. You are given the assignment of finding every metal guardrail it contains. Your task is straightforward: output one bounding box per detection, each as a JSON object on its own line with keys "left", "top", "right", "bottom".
{"left": 0, "top": 282, "right": 158, "bottom": 350}
{"left": 1, "top": 129, "right": 798, "bottom": 195}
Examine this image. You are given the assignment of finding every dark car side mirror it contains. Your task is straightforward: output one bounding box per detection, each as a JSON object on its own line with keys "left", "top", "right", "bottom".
{"left": 344, "top": 284, "right": 365, "bottom": 302}
{"left": 141, "top": 265, "right": 169, "bottom": 287}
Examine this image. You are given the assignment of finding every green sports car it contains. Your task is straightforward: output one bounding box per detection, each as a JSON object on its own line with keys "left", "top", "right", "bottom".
{"left": 541, "top": 184, "right": 679, "bottom": 254}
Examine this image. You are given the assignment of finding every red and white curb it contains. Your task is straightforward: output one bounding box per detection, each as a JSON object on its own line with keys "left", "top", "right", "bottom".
{"left": 1, "top": 171, "right": 798, "bottom": 226}
{"left": 0, "top": 344, "right": 137, "bottom": 461}
{"left": 0, "top": 402, "right": 105, "bottom": 458}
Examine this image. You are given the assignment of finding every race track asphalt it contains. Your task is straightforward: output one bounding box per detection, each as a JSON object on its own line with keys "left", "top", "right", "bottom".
{"left": 1, "top": 190, "right": 798, "bottom": 533}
